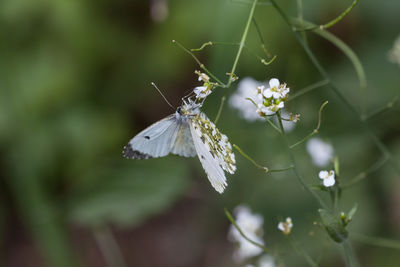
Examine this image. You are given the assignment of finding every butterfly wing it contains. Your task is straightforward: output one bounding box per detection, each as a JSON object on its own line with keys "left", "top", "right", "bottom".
{"left": 189, "top": 112, "right": 236, "bottom": 193}
{"left": 171, "top": 122, "right": 197, "bottom": 157}
{"left": 123, "top": 114, "right": 181, "bottom": 159}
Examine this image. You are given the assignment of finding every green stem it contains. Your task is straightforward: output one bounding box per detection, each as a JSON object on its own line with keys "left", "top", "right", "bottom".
{"left": 276, "top": 112, "right": 329, "bottom": 210}
{"left": 322, "top": 0, "right": 359, "bottom": 29}
{"left": 351, "top": 233, "right": 400, "bottom": 250}
{"left": 233, "top": 144, "right": 269, "bottom": 173}
{"left": 269, "top": 165, "right": 295, "bottom": 172}
{"left": 224, "top": 208, "right": 268, "bottom": 252}
{"left": 93, "top": 225, "right": 127, "bottom": 267}
{"left": 342, "top": 240, "right": 359, "bottom": 267}
{"left": 342, "top": 155, "right": 389, "bottom": 188}
{"left": 214, "top": 96, "right": 226, "bottom": 124}
{"left": 172, "top": 40, "right": 226, "bottom": 87}
{"left": 361, "top": 96, "right": 399, "bottom": 120}
{"left": 290, "top": 101, "right": 328, "bottom": 149}
{"left": 227, "top": 0, "right": 259, "bottom": 87}
{"left": 289, "top": 79, "right": 329, "bottom": 102}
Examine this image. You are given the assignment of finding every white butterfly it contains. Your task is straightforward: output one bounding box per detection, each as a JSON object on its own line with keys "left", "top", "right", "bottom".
{"left": 123, "top": 99, "right": 236, "bottom": 193}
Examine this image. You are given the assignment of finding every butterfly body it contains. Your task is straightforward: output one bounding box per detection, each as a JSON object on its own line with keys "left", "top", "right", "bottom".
{"left": 123, "top": 99, "right": 235, "bottom": 193}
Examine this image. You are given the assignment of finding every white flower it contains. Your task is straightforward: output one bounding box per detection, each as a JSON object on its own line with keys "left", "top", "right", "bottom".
{"left": 228, "top": 205, "right": 264, "bottom": 262}
{"left": 258, "top": 255, "right": 276, "bottom": 267}
{"left": 229, "top": 77, "right": 265, "bottom": 121}
{"left": 197, "top": 72, "right": 210, "bottom": 83}
{"left": 263, "top": 78, "right": 290, "bottom": 99}
{"left": 306, "top": 137, "right": 334, "bottom": 167}
{"left": 194, "top": 86, "right": 211, "bottom": 99}
{"left": 277, "top": 217, "right": 293, "bottom": 235}
{"left": 319, "top": 170, "right": 335, "bottom": 187}
{"left": 388, "top": 34, "right": 400, "bottom": 65}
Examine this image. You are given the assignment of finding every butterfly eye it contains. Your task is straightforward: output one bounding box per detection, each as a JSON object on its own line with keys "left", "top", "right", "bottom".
{"left": 177, "top": 107, "right": 182, "bottom": 114}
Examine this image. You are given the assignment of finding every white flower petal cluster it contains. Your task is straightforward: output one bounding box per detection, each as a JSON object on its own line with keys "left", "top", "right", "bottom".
{"left": 193, "top": 71, "right": 213, "bottom": 99}
{"left": 388, "top": 34, "right": 400, "bottom": 65}
{"left": 319, "top": 170, "right": 335, "bottom": 187}
{"left": 229, "top": 77, "right": 265, "bottom": 121}
{"left": 256, "top": 78, "right": 289, "bottom": 116}
{"left": 228, "top": 205, "right": 264, "bottom": 263}
{"left": 306, "top": 137, "right": 334, "bottom": 167}
{"left": 277, "top": 217, "right": 293, "bottom": 235}
{"left": 194, "top": 86, "right": 211, "bottom": 99}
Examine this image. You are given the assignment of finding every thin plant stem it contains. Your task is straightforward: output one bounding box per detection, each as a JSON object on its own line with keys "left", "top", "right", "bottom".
{"left": 288, "top": 235, "right": 318, "bottom": 267}
{"left": 290, "top": 101, "right": 329, "bottom": 149}
{"left": 276, "top": 112, "right": 329, "bottom": 210}
{"left": 295, "top": 0, "right": 359, "bottom": 31}
{"left": 93, "top": 225, "right": 127, "bottom": 267}
{"left": 289, "top": 79, "right": 329, "bottom": 102}
{"left": 227, "top": 0, "right": 259, "bottom": 87}
{"left": 224, "top": 208, "right": 269, "bottom": 252}
{"left": 233, "top": 144, "right": 269, "bottom": 173}
{"left": 342, "top": 155, "right": 389, "bottom": 188}
{"left": 172, "top": 40, "right": 226, "bottom": 87}
{"left": 351, "top": 233, "right": 400, "bottom": 250}
{"left": 191, "top": 41, "right": 276, "bottom": 66}
{"left": 271, "top": 0, "right": 400, "bottom": 175}
{"left": 296, "top": 0, "right": 308, "bottom": 44}
{"left": 361, "top": 96, "right": 399, "bottom": 121}
{"left": 252, "top": 18, "right": 272, "bottom": 57}
{"left": 269, "top": 165, "right": 295, "bottom": 172}
{"left": 265, "top": 116, "right": 282, "bottom": 134}
{"left": 214, "top": 96, "right": 226, "bottom": 124}
{"left": 342, "top": 240, "right": 359, "bottom": 267}
{"left": 230, "top": 0, "right": 272, "bottom": 6}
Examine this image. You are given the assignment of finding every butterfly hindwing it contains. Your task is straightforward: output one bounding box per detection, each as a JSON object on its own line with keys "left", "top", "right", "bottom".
{"left": 123, "top": 114, "right": 180, "bottom": 159}
{"left": 189, "top": 112, "right": 236, "bottom": 193}
{"left": 171, "top": 122, "right": 197, "bottom": 157}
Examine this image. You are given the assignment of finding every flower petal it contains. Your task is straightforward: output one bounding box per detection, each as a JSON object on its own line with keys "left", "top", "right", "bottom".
{"left": 269, "top": 78, "right": 280, "bottom": 88}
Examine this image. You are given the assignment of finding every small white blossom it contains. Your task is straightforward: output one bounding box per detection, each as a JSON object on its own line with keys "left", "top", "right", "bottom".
{"left": 194, "top": 86, "right": 211, "bottom": 99}
{"left": 388, "top": 34, "right": 400, "bottom": 66}
{"left": 262, "top": 78, "right": 290, "bottom": 99}
{"left": 196, "top": 71, "right": 210, "bottom": 83}
{"left": 228, "top": 205, "right": 264, "bottom": 263}
{"left": 306, "top": 137, "right": 334, "bottom": 167}
{"left": 277, "top": 217, "right": 293, "bottom": 235}
{"left": 229, "top": 77, "right": 265, "bottom": 121}
{"left": 319, "top": 170, "right": 335, "bottom": 187}
{"left": 255, "top": 78, "right": 289, "bottom": 117}
{"left": 258, "top": 255, "right": 276, "bottom": 267}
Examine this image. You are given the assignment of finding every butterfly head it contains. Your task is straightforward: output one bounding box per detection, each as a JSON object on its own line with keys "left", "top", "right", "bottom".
{"left": 178, "top": 98, "right": 202, "bottom": 116}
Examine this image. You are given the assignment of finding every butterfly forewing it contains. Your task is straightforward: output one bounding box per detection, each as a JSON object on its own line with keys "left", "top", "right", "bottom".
{"left": 190, "top": 112, "right": 236, "bottom": 193}
{"left": 123, "top": 114, "right": 180, "bottom": 159}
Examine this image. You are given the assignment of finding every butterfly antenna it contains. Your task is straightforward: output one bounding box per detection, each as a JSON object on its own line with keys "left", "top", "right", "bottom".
{"left": 151, "top": 82, "right": 175, "bottom": 110}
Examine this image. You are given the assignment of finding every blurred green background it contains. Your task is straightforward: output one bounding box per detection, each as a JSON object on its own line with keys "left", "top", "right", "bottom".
{"left": 0, "top": 0, "right": 399, "bottom": 266}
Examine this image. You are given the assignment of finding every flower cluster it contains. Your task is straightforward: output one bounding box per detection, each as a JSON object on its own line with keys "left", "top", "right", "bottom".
{"left": 255, "top": 78, "right": 289, "bottom": 116}
{"left": 228, "top": 205, "right": 265, "bottom": 262}
{"left": 277, "top": 217, "right": 293, "bottom": 235}
{"left": 193, "top": 71, "right": 213, "bottom": 99}
{"left": 319, "top": 170, "right": 335, "bottom": 187}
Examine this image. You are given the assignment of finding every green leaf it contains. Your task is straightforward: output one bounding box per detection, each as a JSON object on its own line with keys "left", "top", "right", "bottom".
{"left": 67, "top": 158, "right": 190, "bottom": 227}
{"left": 319, "top": 209, "right": 348, "bottom": 243}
